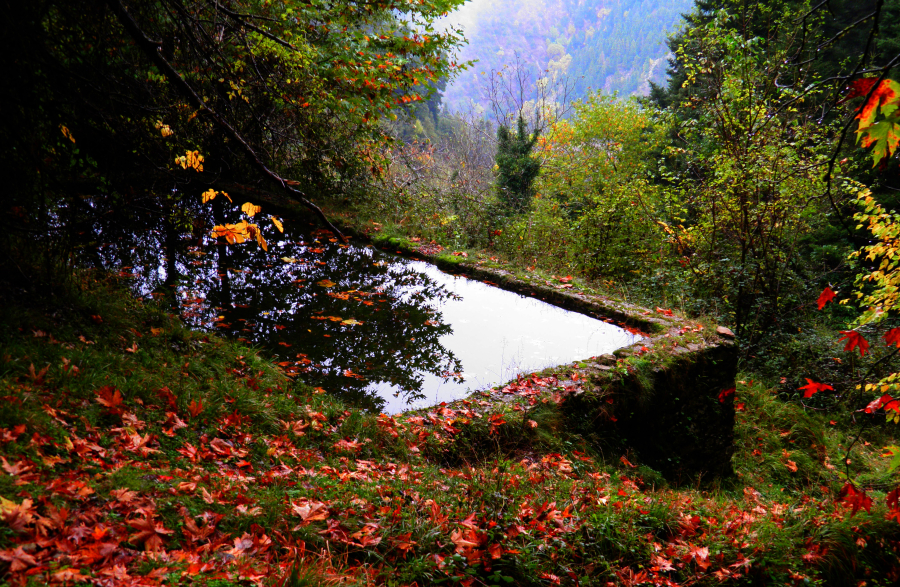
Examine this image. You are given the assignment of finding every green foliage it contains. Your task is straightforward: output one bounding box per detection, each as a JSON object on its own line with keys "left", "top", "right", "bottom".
{"left": 533, "top": 94, "right": 668, "bottom": 276}
{"left": 495, "top": 116, "right": 541, "bottom": 213}
{"left": 653, "top": 6, "right": 843, "bottom": 346}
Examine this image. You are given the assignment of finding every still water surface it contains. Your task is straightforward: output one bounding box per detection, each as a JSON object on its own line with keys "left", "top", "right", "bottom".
{"left": 82, "top": 205, "right": 639, "bottom": 413}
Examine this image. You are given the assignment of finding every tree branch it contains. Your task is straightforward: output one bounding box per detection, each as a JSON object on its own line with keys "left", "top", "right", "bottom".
{"left": 106, "top": 0, "right": 347, "bottom": 242}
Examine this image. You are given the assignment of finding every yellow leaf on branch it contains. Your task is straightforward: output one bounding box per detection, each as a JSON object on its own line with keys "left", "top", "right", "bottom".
{"left": 175, "top": 150, "right": 204, "bottom": 172}
{"left": 154, "top": 120, "right": 174, "bottom": 137}
{"left": 210, "top": 220, "right": 250, "bottom": 244}
{"left": 241, "top": 202, "right": 262, "bottom": 217}
{"left": 60, "top": 125, "right": 75, "bottom": 143}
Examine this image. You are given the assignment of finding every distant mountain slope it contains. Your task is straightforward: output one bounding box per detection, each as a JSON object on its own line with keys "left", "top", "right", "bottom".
{"left": 440, "top": 0, "right": 693, "bottom": 112}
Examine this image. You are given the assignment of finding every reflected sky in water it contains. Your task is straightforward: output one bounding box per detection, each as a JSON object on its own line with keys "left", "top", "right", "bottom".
{"left": 80, "top": 199, "right": 639, "bottom": 413}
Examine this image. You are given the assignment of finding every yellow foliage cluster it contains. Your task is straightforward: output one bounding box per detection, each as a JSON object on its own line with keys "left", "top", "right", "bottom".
{"left": 201, "top": 189, "right": 232, "bottom": 203}
{"left": 154, "top": 120, "right": 174, "bottom": 137}
{"left": 175, "top": 150, "right": 204, "bottom": 172}
{"left": 209, "top": 220, "right": 267, "bottom": 251}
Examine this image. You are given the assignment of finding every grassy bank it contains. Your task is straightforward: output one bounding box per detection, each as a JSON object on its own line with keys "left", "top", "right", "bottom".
{"left": 1, "top": 269, "right": 899, "bottom": 585}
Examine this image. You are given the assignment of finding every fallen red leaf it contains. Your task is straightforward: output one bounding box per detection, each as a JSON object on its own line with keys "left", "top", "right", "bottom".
{"left": 127, "top": 515, "right": 173, "bottom": 551}
{"left": 188, "top": 399, "right": 204, "bottom": 418}
{"left": 838, "top": 482, "right": 873, "bottom": 516}
{"left": 0, "top": 546, "right": 38, "bottom": 571}
{"left": 95, "top": 385, "right": 124, "bottom": 413}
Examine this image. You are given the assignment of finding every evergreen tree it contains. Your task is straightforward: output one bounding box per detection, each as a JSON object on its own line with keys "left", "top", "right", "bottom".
{"left": 495, "top": 115, "right": 541, "bottom": 213}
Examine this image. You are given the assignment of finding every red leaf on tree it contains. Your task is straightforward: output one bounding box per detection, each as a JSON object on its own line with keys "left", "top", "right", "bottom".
{"left": 838, "top": 482, "right": 873, "bottom": 516}
{"left": 887, "top": 487, "right": 900, "bottom": 522}
{"left": 855, "top": 80, "right": 900, "bottom": 128}
{"left": 798, "top": 379, "right": 834, "bottom": 398}
{"left": 839, "top": 78, "right": 879, "bottom": 104}
{"left": 817, "top": 287, "right": 836, "bottom": 310}
{"left": 865, "top": 394, "right": 898, "bottom": 413}
{"left": 838, "top": 330, "right": 870, "bottom": 356}
{"left": 884, "top": 328, "right": 900, "bottom": 347}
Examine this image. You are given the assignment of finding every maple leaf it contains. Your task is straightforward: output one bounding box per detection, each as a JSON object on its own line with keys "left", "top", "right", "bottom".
{"left": 98, "top": 565, "right": 132, "bottom": 581}
{"left": 60, "top": 124, "right": 76, "bottom": 143}
{"left": 51, "top": 568, "right": 90, "bottom": 583}
{"left": 884, "top": 328, "right": 900, "bottom": 347}
{"left": 817, "top": 286, "right": 837, "bottom": 310}
{"left": 798, "top": 378, "right": 834, "bottom": 398}
{"left": 209, "top": 438, "right": 233, "bottom": 456}
{"left": 865, "top": 394, "right": 898, "bottom": 413}
{"left": 128, "top": 515, "right": 173, "bottom": 551}
{"left": 838, "top": 482, "right": 873, "bottom": 516}
{"left": 95, "top": 385, "right": 124, "bottom": 413}
{"left": 488, "top": 413, "right": 507, "bottom": 435}
{"left": 619, "top": 456, "right": 637, "bottom": 468}
{"left": 858, "top": 118, "right": 900, "bottom": 167}
{"left": 333, "top": 438, "right": 362, "bottom": 452}
{"left": 26, "top": 363, "right": 49, "bottom": 385}
{"left": 687, "top": 544, "right": 710, "bottom": 570}
{"left": 0, "top": 497, "right": 34, "bottom": 533}
{"left": 290, "top": 499, "right": 330, "bottom": 523}
{"left": 188, "top": 399, "right": 204, "bottom": 418}
{"left": 0, "top": 546, "right": 38, "bottom": 571}
{"left": 652, "top": 554, "right": 675, "bottom": 572}
{"left": 175, "top": 150, "right": 204, "bottom": 172}
{"left": 887, "top": 487, "right": 900, "bottom": 522}
{"left": 840, "top": 78, "right": 880, "bottom": 104}
{"left": 838, "top": 330, "right": 870, "bottom": 356}
{"left": 854, "top": 79, "right": 900, "bottom": 129}
{"left": 177, "top": 442, "right": 200, "bottom": 463}
{"left": 182, "top": 511, "right": 218, "bottom": 543}
{"left": 210, "top": 220, "right": 252, "bottom": 244}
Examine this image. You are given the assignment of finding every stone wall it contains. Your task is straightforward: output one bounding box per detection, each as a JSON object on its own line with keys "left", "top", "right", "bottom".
{"left": 354, "top": 231, "right": 740, "bottom": 481}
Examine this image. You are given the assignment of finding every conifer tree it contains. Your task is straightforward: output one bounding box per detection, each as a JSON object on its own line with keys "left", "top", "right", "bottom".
{"left": 495, "top": 115, "right": 541, "bottom": 213}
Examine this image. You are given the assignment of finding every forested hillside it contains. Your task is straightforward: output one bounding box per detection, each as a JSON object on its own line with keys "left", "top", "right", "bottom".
{"left": 440, "top": 0, "right": 692, "bottom": 111}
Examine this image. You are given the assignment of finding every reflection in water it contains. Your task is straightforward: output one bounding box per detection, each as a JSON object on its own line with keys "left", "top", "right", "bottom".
{"left": 80, "top": 199, "right": 639, "bottom": 413}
